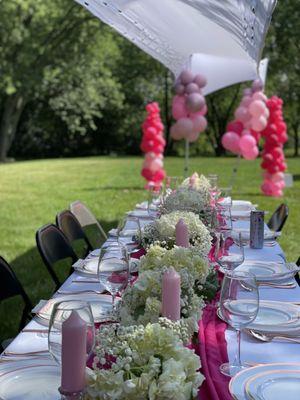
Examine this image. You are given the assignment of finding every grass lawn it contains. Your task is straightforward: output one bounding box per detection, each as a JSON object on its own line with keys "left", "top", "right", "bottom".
{"left": 0, "top": 155, "right": 299, "bottom": 341}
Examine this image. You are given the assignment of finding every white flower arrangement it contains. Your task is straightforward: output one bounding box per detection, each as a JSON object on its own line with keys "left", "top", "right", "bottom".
{"left": 115, "top": 268, "right": 204, "bottom": 337}
{"left": 141, "top": 211, "right": 212, "bottom": 257}
{"left": 140, "top": 245, "right": 209, "bottom": 283}
{"left": 161, "top": 187, "right": 210, "bottom": 216}
{"left": 85, "top": 322, "right": 205, "bottom": 400}
{"left": 180, "top": 172, "right": 211, "bottom": 197}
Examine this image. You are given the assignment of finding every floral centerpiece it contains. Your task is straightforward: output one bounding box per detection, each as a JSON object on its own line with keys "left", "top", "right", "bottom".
{"left": 161, "top": 187, "right": 211, "bottom": 216}
{"left": 179, "top": 172, "right": 211, "bottom": 195}
{"left": 85, "top": 322, "right": 204, "bottom": 400}
{"left": 115, "top": 268, "right": 204, "bottom": 335}
{"left": 140, "top": 211, "right": 212, "bottom": 257}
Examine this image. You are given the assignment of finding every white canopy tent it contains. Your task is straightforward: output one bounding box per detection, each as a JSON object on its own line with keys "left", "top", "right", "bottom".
{"left": 75, "top": 0, "right": 276, "bottom": 94}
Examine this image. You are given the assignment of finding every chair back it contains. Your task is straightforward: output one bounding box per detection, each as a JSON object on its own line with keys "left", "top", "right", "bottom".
{"left": 70, "top": 200, "right": 107, "bottom": 242}
{"left": 0, "top": 256, "right": 33, "bottom": 330}
{"left": 267, "top": 203, "right": 289, "bottom": 232}
{"left": 56, "top": 210, "right": 93, "bottom": 256}
{"left": 36, "top": 223, "right": 77, "bottom": 289}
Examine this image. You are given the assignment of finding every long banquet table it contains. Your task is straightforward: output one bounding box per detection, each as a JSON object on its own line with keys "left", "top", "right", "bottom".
{"left": 1, "top": 200, "right": 300, "bottom": 398}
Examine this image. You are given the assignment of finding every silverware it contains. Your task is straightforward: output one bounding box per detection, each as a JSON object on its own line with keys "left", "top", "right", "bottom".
{"left": 248, "top": 329, "right": 300, "bottom": 343}
{"left": 57, "top": 289, "right": 102, "bottom": 295}
{"left": 21, "top": 329, "right": 49, "bottom": 333}
{"left": 3, "top": 350, "right": 49, "bottom": 357}
{"left": 258, "top": 282, "right": 296, "bottom": 289}
{"left": 71, "top": 279, "right": 98, "bottom": 284}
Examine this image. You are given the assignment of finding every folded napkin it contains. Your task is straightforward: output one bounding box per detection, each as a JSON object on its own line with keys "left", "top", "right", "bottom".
{"left": 197, "top": 297, "right": 231, "bottom": 400}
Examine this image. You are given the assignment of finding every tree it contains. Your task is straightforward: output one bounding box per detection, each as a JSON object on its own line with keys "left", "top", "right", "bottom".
{"left": 0, "top": 0, "right": 123, "bottom": 161}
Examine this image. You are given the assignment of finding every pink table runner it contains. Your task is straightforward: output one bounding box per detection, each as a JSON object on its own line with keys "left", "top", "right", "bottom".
{"left": 197, "top": 295, "right": 231, "bottom": 400}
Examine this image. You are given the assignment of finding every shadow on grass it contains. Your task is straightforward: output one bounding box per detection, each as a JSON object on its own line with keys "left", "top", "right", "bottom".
{"left": 0, "top": 220, "right": 118, "bottom": 342}
{"left": 293, "top": 174, "right": 300, "bottom": 181}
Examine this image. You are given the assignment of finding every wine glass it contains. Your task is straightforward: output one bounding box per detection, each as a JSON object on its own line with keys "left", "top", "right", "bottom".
{"left": 208, "top": 174, "right": 219, "bottom": 203}
{"left": 219, "top": 271, "right": 259, "bottom": 376}
{"left": 215, "top": 231, "right": 244, "bottom": 272}
{"left": 48, "top": 300, "right": 95, "bottom": 365}
{"left": 97, "top": 243, "right": 129, "bottom": 312}
{"left": 147, "top": 186, "right": 161, "bottom": 218}
{"left": 117, "top": 216, "right": 141, "bottom": 242}
{"left": 216, "top": 204, "right": 233, "bottom": 232}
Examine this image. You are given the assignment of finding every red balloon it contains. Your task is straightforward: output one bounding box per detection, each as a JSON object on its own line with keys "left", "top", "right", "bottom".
{"left": 226, "top": 120, "right": 243, "bottom": 136}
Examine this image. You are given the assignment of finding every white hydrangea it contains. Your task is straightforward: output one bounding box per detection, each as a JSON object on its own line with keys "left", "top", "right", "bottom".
{"left": 161, "top": 187, "right": 210, "bottom": 215}
{"left": 84, "top": 322, "right": 205, "bottom": 400}
{"left": 180, "top": 173, "right": 211, "bottom": 197}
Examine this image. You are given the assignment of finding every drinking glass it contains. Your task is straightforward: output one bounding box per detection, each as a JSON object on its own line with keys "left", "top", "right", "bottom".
{"left": 215, "top": 231, "right": 244, "bottom": 272}
{"left": 97, "top": 243, "right": 129, "bottom": 311}
{"left": 216, "top": 204, "right": 233, "bottom": 232}
{"left": 147, "top": 186, "right": 162, "bottom": 218}
{"left": 165, "top": 176, "right": 182, "bottom": 193}
{"left": 117, "top": 216, "right": 141, "bottom": 242}
{"left": 219, "top": 271, "right": 259, "bottom": 376}
{"left": 48, "top": 300, "right": 95, "bottom": 365}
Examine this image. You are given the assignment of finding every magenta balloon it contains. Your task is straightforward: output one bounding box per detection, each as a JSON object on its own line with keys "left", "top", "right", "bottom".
{"left": 185, "top": 82, "right": 200, "bottom": 94}
{"left": 239, "top": 135, "right": 256, "bottom": 152}
{"left": 179, "top": 70, "right": 194, "bottom": 85}
{"left": 186, "top": 93, "right": 205, "bottom": 113}
{"left": 222, "top": 131, "right": 240, "bottom": 154}
{"left": 193, "top": 74, "right": 207, "bottom": 88}
{"left": 172, "top": 95, "right": 188, "bottom": 120}
{"left": 252, "top": 79, "right": 264, "bottom": 93}
{"left": 192, "top": 115, "right": 207, "bottom": 132}
{"left": 174, "top": 82, "right": 185, "bottom": 95}
{"left": 241, "top": 129, "right": 251, "bottom": 136}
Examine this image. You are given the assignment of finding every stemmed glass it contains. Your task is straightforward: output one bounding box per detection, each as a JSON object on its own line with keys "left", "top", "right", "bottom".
{"left": 117, "top": 216, "right": 141, "bottom": 242}
{"left": 219, "top": 271, "right": 259, "bottom": 376}
{"left": 207, "top": 174, "right": 218, "bottom": 202}
{"left": 215, "top": 231, "right": 244, "bottom": 272}
{"left": 48, "top": 300, "right": 95, "bottom": 365}
{"left": 216, "top": 203, "right": 233, "bottom": 232}
{"left": 97, "top": 243, "right": 129, "bottom": 312}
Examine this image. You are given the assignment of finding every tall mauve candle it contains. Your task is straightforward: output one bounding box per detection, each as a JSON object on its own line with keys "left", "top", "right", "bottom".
{"left": 162, "top": 267, "right": 181, "bottom": 321}
{"left": 61, "top": 310, "right": 87, "bottom": 394}
{"left": 175, "top": 218, "right": 189, "bottom": 247}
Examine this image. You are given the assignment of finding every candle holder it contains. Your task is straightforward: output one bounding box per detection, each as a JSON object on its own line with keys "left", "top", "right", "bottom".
{"left": 59, "top": 387, "right": 85, "bottom": 400}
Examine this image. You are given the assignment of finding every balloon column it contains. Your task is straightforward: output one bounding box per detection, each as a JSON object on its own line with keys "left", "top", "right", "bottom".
{"left": 260, "top": 96, "right": 288, "bottom": 197}
{"left": 170, "top": 70, "right": 208, "bottom": 143}
{"left": 140, "top": 102, "right": 166, "bottom": 190}
{"left": 221, "top": 80, "right": 269, "bottom": 160}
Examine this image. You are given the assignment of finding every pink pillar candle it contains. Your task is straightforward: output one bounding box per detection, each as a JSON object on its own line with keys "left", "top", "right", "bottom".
{"left": 61, "top": 310, "right": 87, "bottom": 393}
{"left": 175, "top": 218, "right": 189, "bottom": 247}
{"left": 162, "top": 267, "right": 181, "bottom": 321}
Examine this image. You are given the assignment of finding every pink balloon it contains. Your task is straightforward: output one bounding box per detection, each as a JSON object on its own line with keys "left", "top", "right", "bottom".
{"left": 249, "top": 100, "right": 266, "bottom": 117}
{"left": 149, "top": 158, "right": 163, "bottom": 172}
{"left": 252, "top": 91, "right": 268, "bottom": 102}
{"left": 185, "top": 82, "right": 200, "bottom": 94}
{"left": 241, "top": 129, "right": 252, "bottom": 136}
{"left": 271, "top": 172, "right": 284, "bottom": 183}
{"left": 187, "top": 130, "right": 200, "bottom": 143}
{"left": 239, "top": 135, "right": 256, "bottom": 152}
{"left": 251, "top": 115, "right": 268, "bottom": 132}
{"left": 193, "top": 74, "right": 207, "bottom": 88}
{"left": 235, "top": 106, "right": 250, "bottom": 123}
{"left": 174, "top": 82, "right": 185, "bottom": 95}
{"left": 172, "top": 95, "right": 188, "bottom": 120}
{"left": 222, "top": 132, "right": 241, "bottom": 154}
{"left": 186, "top": 93, "right": 205, "bottom": 113}
{"left": 242, "top": 146, "right": 259, "bottom": 160}
{"left": 179, "top": 70, "right": 194, "bottom": 85}
{"left": 241, "top": 96, "right": 252, "bottom": 107}
{"left": 243, "top": 88, "right": 252, "bottom": 97}
{"left": 176, "top": 117, "right": 194, "bottom": 137}
{"left": 252, "top": 79, "right": 264, "bottom": 93}
{"left": 192, "top": 115, "right": 207, "bottom": 132}
{"left": 170, "top": 123, "right": 184, "bottom": 141}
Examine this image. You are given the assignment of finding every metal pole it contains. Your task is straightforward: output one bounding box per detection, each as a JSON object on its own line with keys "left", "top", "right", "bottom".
{"left": 229, "top": 154, "right": 241, "bottom": 190}
{"left": 184, "top": 139, "right": 189, "bottom": 178}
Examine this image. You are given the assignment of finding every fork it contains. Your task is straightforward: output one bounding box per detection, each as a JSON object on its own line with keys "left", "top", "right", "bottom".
{"left": 248, "top": 329, "right": 300, "bottom": 343}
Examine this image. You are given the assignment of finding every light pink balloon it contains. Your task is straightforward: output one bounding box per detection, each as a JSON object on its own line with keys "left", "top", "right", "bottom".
{"left": 193, "top": 74, "right": 207, "bottom": 88}
{"left": 170, "top": 123, "right": 184, "bottom": 141}
{"left": 243, "top": 88, "right": 252, "bottom": 96}
{"left": 251, "top": 115, "right": 267, "bottom": 132}
{"left": 174, "top": 82, "right": 185, "bottom": 95}
{"left": 252, "top": 79, "right": 263, "bottom": 93}
{"left": 249, "top": 100, "right": 266, "bottom": 117}
{"left": 222, "top": 132, "right": 241, "bottom": 154}
{"left": 149, "top": 158, "right": 163, "bottom": 172}
{"left": 252, "top": 91, "right": 267, "bottom": 102}
{"left": 185, "top": 82, "right": 200, "bottom": 94}
{"left": 145, "top": 152, "right": 156, "bottom": 162}
{"left": 192, "top": 115, "right": 207, "bottom": 132}
{"left": 241, "top": 96, "right": 252, "bottom": 107}
{"left": 242, "top": 145, "right": 259, "bottom": 160}
{"left": 239, "top": 135, "right": 256, "bottom": 152}
{"left": 172, "top": 95, "right": 188, "bottom": 120}
{"left": 241, "top": 129, "right": 252, "bottom": 136}
{"left": 271, "top": 172, "right": 284, "bottom": 183}
{"left": 235, "top": 106, "right": 250, "bottom": 123}
{"left": 263, "top": 107, "right": 270, "bottom": 119}
{"left": 176, "top": 117, "right": 194, "bottom": 137}
{"left": 187, "top": 130, "right": 200, "bottom": 143}
{"left": 186, "top": 93, "right": 205, "bottom": 113}
{"left": 179, "top": 70, "right": 194, "bottom": 85}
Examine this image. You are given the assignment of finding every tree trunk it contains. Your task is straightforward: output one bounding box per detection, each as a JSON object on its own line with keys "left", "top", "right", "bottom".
{"left": 0, "top": 94, "right": 26, "bottom": 161}
{"left": 293, "top": 126, "right": 299, "bottom": 157}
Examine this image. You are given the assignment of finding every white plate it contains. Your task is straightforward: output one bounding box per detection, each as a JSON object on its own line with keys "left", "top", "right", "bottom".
{"left": 126, "top": 210, "right": 153, "bottom": 218}
{"left": 36, "top": 293, "right": 113, "bottom": 324}
{"left": 232, "top": 229, "right": 280, "bottom": 241}
{"left": 246, "top": 369, "right": 300, "bottom": 400}
{"left": 229, "top": 363, "right": 300, "bottom": 400}
{"left": 73, "top": 257, "right": 137, "bottom": 276}
{"left": 235, "top": 262, "right": 299, "bottom": 282}
{"left": 218, "top": 300, "right": 300, "bottom": 332}
{"left": 0, "top": 364, "right": 60, "bottom": 400}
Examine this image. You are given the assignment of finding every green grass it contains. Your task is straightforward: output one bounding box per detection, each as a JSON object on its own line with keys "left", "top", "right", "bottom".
{"left": 0, "top": 156, "right": 299, "bottom": 341}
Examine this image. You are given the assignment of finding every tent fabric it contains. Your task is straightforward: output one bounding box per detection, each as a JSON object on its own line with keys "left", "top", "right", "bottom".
{"left": 75, "top": 0, "right": 277, "bottom": 94}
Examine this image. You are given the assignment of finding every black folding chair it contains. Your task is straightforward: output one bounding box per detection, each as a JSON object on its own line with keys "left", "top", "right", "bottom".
{"left": 0, "top": 256, "right": 33, "bottom": 350}
{"left": 267, "top": 203, "right": 289, "bottom": 232}
{"left": 56, "top": 210, "right": 93, "bottom": 258}
{"left": 36, "top": 224, "right": 78, "bottom": 290}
